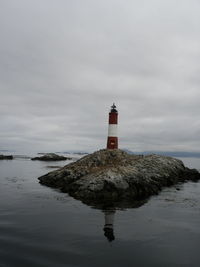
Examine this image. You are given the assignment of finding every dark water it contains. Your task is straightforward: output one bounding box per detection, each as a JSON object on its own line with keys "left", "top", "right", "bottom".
{"left": 0, "top": 156, "right": 200, "bottom": 267}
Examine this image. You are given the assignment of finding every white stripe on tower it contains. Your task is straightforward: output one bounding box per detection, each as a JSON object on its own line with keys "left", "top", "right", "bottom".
{"left": 108, "top": 124, "right": 118, "bottom": 137}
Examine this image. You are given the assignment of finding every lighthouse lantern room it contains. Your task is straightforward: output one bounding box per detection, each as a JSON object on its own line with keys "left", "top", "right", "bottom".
{"left": 107, "top": 103, "right": 118, "bottom": 149}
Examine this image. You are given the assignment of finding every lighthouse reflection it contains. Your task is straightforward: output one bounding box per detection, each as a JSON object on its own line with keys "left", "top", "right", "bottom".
{"left": 103, "top": 209, "right": 116, "bottom": 242}
{"left": 98, "top": 199, "right": 148, "bottom": 243}
{"left": 80, "top": 198, "right": 148, "bottom": 243}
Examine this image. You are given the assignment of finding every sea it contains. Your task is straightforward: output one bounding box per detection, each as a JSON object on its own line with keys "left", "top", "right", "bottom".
{"left": 0, "top": 152, "right": 200, "bottom": 267}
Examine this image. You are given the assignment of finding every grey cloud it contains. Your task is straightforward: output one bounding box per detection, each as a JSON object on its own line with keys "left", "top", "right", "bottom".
{"left": 0, "top": 0, "right": 200, "bottom": 153}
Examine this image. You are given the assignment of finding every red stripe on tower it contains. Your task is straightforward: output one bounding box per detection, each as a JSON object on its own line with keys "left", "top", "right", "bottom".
{"left": 107, "top": 103, "right": 118, "bottom": 149}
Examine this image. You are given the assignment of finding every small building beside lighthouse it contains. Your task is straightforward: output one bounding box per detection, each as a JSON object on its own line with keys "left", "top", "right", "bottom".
{"left": 107, "top": 103, "right": 118, "bottom": 149}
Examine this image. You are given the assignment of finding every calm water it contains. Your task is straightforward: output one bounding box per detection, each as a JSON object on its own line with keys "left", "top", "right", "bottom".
{"left": 0, "top": 156, "right": 200, "bottom": 267}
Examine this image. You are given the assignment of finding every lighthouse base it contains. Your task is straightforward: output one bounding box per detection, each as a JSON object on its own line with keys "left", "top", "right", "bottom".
{"left": 107, "top": 137, "right": 118, "bottom": 149}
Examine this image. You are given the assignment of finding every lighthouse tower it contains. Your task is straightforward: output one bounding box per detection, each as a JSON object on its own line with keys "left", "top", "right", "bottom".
{"left": 107, "top": 103, "right": 118, "bottom": 149}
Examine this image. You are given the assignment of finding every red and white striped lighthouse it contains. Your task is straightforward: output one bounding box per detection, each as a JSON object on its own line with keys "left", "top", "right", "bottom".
{"left": 107, "top": 103, "right": 118, "bottom": 149}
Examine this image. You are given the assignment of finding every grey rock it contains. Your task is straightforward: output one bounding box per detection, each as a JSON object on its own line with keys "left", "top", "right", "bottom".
{"left": 0, "top": 154, "right": 13, "bottom": 160}
{"left": 38, "top": 149, "right": 200, "bottom": 204}
{"left": 32, "top": 153, "right": 71, "bottom": 161}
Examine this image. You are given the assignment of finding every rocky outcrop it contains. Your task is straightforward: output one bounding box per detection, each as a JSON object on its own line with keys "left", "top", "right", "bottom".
{"left": 0, "top": 155, "right": 13, "bottom": 160}
{"left": 38, "top": 149, "right": 200, "bottom": 204}
{"left": 32, "top": 153, "right": 71, "bottom": 161}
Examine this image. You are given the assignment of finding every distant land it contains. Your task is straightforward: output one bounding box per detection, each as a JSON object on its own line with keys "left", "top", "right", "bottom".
{"left": 123, "top": 149, "right": 200, "bottom": 158}
{"left": 1, "top": 149, "right": 200, "bottom": 158}
{"left": 55, "top": 151, "right": 89, "bottom": 155}
{"left": 57, "top": 150, "right": 200, "bottom": 158}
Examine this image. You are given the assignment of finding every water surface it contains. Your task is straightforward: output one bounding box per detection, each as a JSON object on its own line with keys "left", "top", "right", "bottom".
{"left": 0, "top": 156, "right": 200, "bottom": 267}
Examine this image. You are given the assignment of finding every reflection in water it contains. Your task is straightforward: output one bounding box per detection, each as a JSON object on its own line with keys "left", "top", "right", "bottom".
{"left": 100, "top": 200, "right": 148, "bottom": 243}
{"left": 103, "top": 210, "right": 116, "bottom": 242}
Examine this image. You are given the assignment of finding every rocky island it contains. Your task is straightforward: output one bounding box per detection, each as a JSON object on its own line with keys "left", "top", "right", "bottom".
{"left": 38, "top": 149, "right": 200, "bottom": 204}
{"left": 0, "top": 155, "right": 13, "bottom": 160}
{"left": 32, "top": 153, "right": 71, "bottom": 161}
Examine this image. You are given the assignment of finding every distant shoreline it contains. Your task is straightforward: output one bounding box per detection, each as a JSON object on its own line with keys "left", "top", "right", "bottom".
{"left": 124, "top": 150, "right": 200, "bottom": 158}
{"left": 1, "top": 149, "right": 200, "bottom": 158}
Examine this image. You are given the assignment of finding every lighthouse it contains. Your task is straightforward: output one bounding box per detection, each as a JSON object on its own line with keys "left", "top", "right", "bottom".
{"left": 107, "top": 103, "right": 118, "bottom": 149}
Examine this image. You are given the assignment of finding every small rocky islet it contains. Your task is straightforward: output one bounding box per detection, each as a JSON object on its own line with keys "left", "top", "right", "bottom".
{"left": 31, "top": 153, "right": 72, "bottom": 161}
{"left": 0, "top": 155, "right": 13, "bottom": 160}
{"left": 38, "top": 149, "right": 200, "bottom": 204}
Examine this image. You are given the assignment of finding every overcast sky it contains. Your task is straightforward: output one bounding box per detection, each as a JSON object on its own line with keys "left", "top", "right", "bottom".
{"left": 0, "top": 0, "right": 200, "bottom": 153}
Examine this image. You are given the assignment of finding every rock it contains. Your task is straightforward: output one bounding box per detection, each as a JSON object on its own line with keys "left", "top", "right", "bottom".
{"left": 38, "top": 149, "right": 200, "bottom": 204}
{"left": 46, "top": 165, "right": 63, "bottom": 169}
{"left": 0, "top": 155, "right": 13, "bottom": 160}
{"left": 31, "top": 153, "right": 71, "bottom": 161}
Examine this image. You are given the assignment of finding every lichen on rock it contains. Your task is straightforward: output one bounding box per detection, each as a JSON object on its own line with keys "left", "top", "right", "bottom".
{"left": 38, "top": 149, "right": 200, "bottom": 204}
